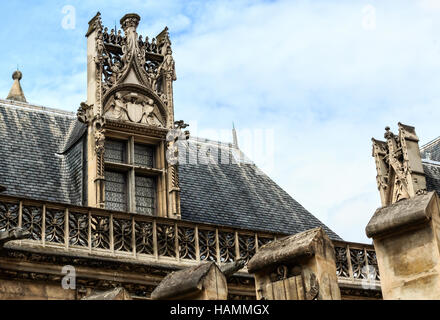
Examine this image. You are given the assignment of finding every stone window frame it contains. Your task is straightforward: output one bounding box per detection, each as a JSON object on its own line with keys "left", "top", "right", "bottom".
{"left": 104, "top": 132, "right": 166, "bottom": 216}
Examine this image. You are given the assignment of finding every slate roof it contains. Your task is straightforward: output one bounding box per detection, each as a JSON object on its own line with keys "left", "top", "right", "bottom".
{"left": 421, "top": 138, "right": 440, "bottom": 195}
{"left": 0, "top": 99, "right": 341, "bottom": 240}
{"left": 421, "top": 137, "right": 440, "bottom": 162}
{"left": 0, "top": 100, "right": 83, "bottom": 204}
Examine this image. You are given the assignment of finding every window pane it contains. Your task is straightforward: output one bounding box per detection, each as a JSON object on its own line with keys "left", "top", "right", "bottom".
{"left": 135, "top": 175, "right": 156, "bottom": 215}
{"left": 134, "top": 144, "right": 154, "bottom": 167}
{"left": 105, "top": 171, "right": 127, "bottom": 212}
{"left": 105, "top": 139, "right": 127, "bottom": 163}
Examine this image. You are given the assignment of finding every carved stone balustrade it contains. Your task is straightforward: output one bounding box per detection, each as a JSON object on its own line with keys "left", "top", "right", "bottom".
{"left": 333, "top": 240, "right": 382, "bottom": 299}
{"left": 0, "top": 194, "right": 382, "bottom": 299}
{"left": 0, "top": 194, "right": 276, "bottom": 268}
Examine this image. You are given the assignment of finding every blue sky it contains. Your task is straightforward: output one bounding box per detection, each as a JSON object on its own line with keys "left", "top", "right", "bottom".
{"left": 1, "top": 0, "right": 440, "bottom": 243}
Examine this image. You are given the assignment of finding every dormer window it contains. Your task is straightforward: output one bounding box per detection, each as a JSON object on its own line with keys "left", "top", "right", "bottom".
{"left": 104, "top": 137, "right": 160, "bottom": 215}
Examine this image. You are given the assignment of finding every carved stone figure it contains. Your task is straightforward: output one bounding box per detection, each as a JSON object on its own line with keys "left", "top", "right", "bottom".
{"left": 109, "top": 29, "right": 116, "bottom": 44}
{"left": 104, "top": 91, "right": 164, "bottom": 127}
{"left": 103, "top": 27, "right": 109, "bottom": 43}
{"left": 160, "top": 46, "right": 177, "bottom": 81}
{"left": 77, "top": 102, "right": 94, "bottom": 124}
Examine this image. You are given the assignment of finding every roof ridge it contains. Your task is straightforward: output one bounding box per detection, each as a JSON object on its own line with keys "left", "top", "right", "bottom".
{"left": 420, "top": 136, "right": 440, "bottom": 151}
{"left": 422, "top": 159, "right": 440, "bottom": 167}
{"left": 0, "top": 99, "right": 76, "bottom": 117}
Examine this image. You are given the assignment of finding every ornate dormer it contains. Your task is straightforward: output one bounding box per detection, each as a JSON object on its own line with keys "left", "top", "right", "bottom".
{"left": 372, "top": 123, "right": 427, "bottom": 207}
{"left": 79, "top": 13, "right": 187, "bottom": 219}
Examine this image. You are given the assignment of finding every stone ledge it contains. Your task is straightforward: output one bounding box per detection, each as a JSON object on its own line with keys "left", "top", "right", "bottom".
{"left": 247, "top": 227, "right": 332, "bottom": 273}
{"left": 151, "top": 262, "right": 216, "bottom": 300}
{"left": 366, "top": 192, "right": 437, "bottom": 238}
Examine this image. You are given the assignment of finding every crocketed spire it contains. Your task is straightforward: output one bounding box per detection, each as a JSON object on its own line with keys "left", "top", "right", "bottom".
{"left": 6, "top": 70, "right": 27, "bottom": 103}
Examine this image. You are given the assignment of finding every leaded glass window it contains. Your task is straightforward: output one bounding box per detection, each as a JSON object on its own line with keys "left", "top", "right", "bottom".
{"left": 105, "top": 171, "right": 127, "bottom": 212}
{"left": 134, "top": 144, "right": 155, "bottom": 167}
{"left": 105, "top": 139, "right": 127, "bottom": 163}
{"left": 104, "top": 137, "right": 158, "bottom": 215}
{"left": 135, "top": 175, "right": 156, "bottom": 215}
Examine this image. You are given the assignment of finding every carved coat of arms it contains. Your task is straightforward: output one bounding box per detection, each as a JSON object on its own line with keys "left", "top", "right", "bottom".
{"left": 104, "top": 92, "right": 165, "bottom": 127}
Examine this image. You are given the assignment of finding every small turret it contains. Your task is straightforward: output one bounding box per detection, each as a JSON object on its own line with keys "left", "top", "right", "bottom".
{"left": 6, "top": 70, "right": 27, "bottom": 103}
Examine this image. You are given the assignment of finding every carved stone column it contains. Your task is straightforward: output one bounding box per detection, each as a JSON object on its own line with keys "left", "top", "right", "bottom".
{"left": 366, "top": 191, "right": 440, "bottom": 299}
{"left": 84, "top": 12, "right": 106, "bottom": 208}
{"left": 248, "top": 227, "right": 341, "bottom": 300}
{"left": 151, "top": 262, "right": 228, "bottom": 300}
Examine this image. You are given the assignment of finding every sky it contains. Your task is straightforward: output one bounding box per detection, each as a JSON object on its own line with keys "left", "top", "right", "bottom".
{"left": 1, "top": 0, "right": 440, "bottom": 243}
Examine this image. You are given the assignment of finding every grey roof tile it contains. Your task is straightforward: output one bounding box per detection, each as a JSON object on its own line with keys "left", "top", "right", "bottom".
{"left": 0, "top": 101, "right": 341, "bottom": 240}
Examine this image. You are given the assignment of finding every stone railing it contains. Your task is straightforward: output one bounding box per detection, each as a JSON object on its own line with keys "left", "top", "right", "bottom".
{"left": 0, "top": 195, "right": 380, "bottom": 290}
{"left": 333, "top": 240, "right": 381, "bottom": 291}
{"left": 0, "top": 195, "right": 276, "bottom": 266}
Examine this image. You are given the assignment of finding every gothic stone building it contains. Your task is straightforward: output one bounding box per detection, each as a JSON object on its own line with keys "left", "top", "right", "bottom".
{"left": 0, "top": 13, "right": 381, "bottom": 300}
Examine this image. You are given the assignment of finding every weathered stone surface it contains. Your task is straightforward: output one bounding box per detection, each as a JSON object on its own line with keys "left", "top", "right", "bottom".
{"left": 366, "top": 191, "right": 436, "bottom": 238}
{"left": 372, "top": 123, "right": 427, "bottom": 207}
{"left": 220, "top": 259, "right": 246, "bottom": 278}
{"left": 81, "top": 287, "right": 131, "bottom": 300}
{"left": 366, "top": 190, "right": 440, "bottom": 299}
{"left": 151, "top": 262, "right": 227, "bottom": 300}
{"left": 0, "top": 279, "right": 76, "bottom": 300}
{"left": 248, "top": 227, "right": 326, "bottom": 273}
{"left": 248, "top": 227, "right": 341, "bottom": 300}
{"left": 0, "top": 228, "right": 30, "bottom": 247}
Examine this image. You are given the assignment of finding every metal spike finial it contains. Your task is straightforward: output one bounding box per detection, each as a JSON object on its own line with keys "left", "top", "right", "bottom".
{"left": 232, "top": 122, "right": 239, "bottom": 148}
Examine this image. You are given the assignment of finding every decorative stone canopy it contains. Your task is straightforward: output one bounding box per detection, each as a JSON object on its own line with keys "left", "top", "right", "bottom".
{"left": 6, "top": 70, "right": 27, "bottom": 103}
{"left": 366, "top": 191, "right": 436, "bottom": 238}
{"left": 248, "top": 227, "right": 332, "bottom": 273}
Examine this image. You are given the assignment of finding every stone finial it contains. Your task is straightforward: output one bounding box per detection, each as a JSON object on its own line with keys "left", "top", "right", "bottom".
{"left": 232, "top": 123, "right": 239, "bottom": 149}
{"left": 120, "top": 13, "right": 141, "bottom": 32}
{"left": 372, "top": 123, "right": 426, "bottom": 207}
{"left": 384, "top": 126, "right": 393, "bottom": 140}
{"left": 6, "top": 70, "right": 27, "bottom": 103}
